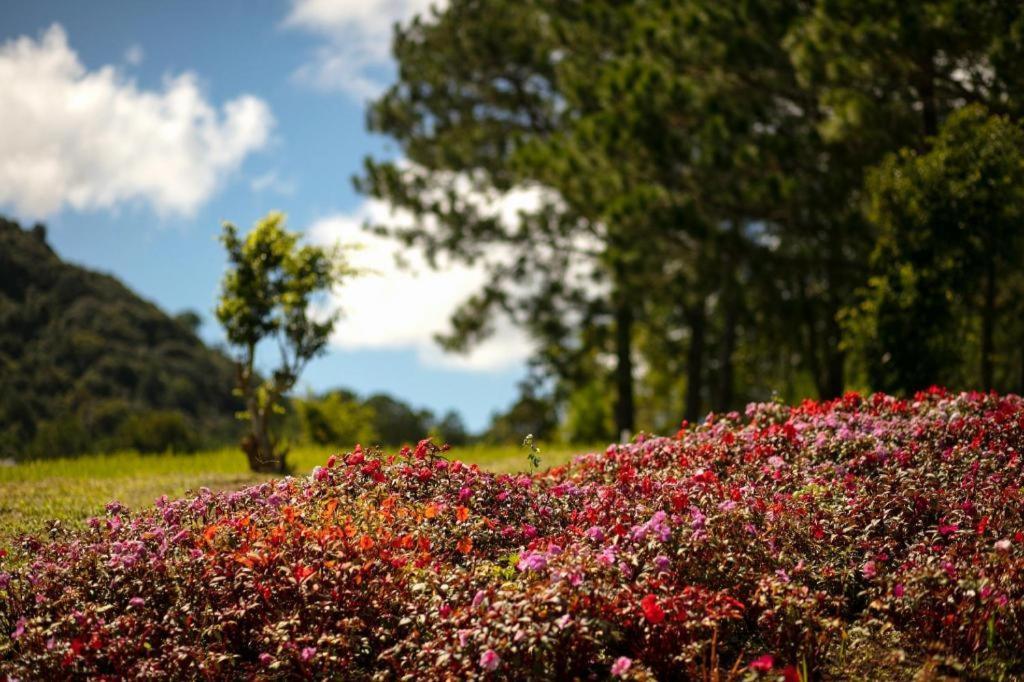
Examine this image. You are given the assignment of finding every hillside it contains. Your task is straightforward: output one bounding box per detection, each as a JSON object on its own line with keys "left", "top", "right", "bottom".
{"left": 0, "top": 217, "right": 240, "bottom": 460}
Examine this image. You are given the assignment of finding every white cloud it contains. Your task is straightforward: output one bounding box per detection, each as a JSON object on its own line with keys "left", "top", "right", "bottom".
{"left": 250, "top": 170, "right": 296, "bottom": 196}
{"left": 284, "top": 0, "right": 443, "bottom": 101}
{"left": 0, "top": 25, "right": 274, "bottom": 218}
{"left": 306, "top": 194, "right": 539, "bottom": 372}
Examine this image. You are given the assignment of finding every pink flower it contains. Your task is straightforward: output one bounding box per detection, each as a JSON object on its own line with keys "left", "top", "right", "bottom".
{"left": 300, "top": 646, "right": 316, "bottom": 662}
{"left": 894, "top": 583, "right": 905, "bottom": 598}
{"left": 480, "top": 649, "right": 500, "bottom": 671}
{"left": 517, "top": 552, "right": 547, "bottom": 571}
{"left": 258, "top": 653, "right": 273, "bottom": 666}
{"left": 129, "top": 597, "right": 145, "bottom": 608}
{"left": 861, "top": 560, "right": 877, "bottom": 579}
{"left": 749, "top": 654, "right": 774, "bottom": 671}
{"left": 611, "top": 656, "right": 632, "bottom": 677}
{"left": 995, "top": 538, "right": 1012, "bottom": 553}
{"left": 938, "top": 519, "right": 959, "bottom": 536}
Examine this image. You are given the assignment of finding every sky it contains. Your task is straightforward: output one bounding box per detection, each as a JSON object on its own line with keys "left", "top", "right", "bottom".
{"left": 0, "top": 0, "right": 533, "bottom": 431}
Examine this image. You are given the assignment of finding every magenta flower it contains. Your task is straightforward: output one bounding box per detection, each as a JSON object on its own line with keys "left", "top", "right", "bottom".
{"left": 517, "top": 551, "right": 548, "bottom": 571}
{"left": 749, "top": 654, "right": 774, "bottom": 671}
{"left": 611, "top": 656, "right": 632, "bottom": 677}
{"left": 585, "top": 526, "right": 605, "bottom": 542}
{"left": 480, "top": 649, "right": 500, "bottom": 671}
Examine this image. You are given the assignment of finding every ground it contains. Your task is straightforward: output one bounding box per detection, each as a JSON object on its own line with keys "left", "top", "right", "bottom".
{"left": 0, "top": 443, "right": 584, "bottom": 545}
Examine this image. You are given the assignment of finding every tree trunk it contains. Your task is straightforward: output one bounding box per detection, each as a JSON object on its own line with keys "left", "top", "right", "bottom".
{"left": 684, "top": 299, "right": 706, "bottom": 423}
{"left": 613, "top": 295, "right": 635, "bottom": 440}
{"left": 920, "top": 51, "right": 938, "bottom": 138}
{"left": 796, "top": 275, "right": 826, "bottom": 397}
{"left": 714, "top": 223, "right": 741, "bottom": 413}
{"left": 981, "top": 256, "right": 997, "bottom": 390}
{"left": 1019, "top": 339, "right": 1024, "bottom": 394}
{"left": 238, "top": 347, "right": 287, "bottom": 474}
{"left": 715, "top": 283, "right": 739, "bottom": 413}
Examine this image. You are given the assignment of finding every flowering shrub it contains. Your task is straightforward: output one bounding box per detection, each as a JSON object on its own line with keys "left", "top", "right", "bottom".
{"left": 2, "top": 389, "right": 1024, "bottom": 679}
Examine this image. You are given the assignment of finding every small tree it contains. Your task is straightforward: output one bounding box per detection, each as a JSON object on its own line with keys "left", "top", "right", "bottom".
{"left": 217, "top": 212, "right": 353, "bottom": 473}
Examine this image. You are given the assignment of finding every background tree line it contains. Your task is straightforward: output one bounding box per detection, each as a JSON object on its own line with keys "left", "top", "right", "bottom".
{"left": 358, "top": 0, "right": 1024, "bottom": 441}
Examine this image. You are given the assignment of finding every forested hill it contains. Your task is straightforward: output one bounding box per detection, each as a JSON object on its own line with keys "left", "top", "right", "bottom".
{"left": 0, "top": 216, "right": 240, "bottom": 460}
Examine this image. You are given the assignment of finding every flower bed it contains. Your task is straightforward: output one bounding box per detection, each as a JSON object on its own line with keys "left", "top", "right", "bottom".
{"left": 2, "top": 388, "right": 1023, "bottom": 679}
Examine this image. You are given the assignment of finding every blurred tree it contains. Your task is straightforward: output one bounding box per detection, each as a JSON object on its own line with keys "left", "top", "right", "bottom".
{"left": 217, "top": 212, "right": 354, "bottom": 473}
{"left": 357, "top": 0, "right": 644, "bottom": 436}
{"left": 364, "top": 393, "right": 435, "bottom": 446}
{"left": 483, "top": 384, "right": 559, "bottom": 444}
{"left": 432, "top": 410, "right": 470, "bottom": 447}
{"left": 291, "top": 391, "right": 378, "bottom": 448}
{"left": 846, "top": 106, "right": 1024, "bottom": 392}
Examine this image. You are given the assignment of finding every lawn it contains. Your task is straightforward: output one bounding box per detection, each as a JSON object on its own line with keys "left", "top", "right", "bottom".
{"left": 0, "top": 442, "right": 587, "bottom": 546}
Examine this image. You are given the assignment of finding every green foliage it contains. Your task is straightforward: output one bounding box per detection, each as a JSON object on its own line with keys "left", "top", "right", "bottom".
{"left": 363, "top": 393, "right": 436, "bottom": 446}
{"left": 290, "top": 391, "right": 378, "bottom": 447}
{"left": 846, "top": 106, "right": 1024, "bottom": 392}
{"left": 561, "top": 381, "right": 615, "bottom": 444}
{"left": 431, "top": 410, "right": 469, "bottom": 447}
{"left": 217, "top": 211, "right": 355, "bottom": 473}
{"left": 0, "top": 217, "right": 240, "bottom": 461}
{"left": 115, "top": 410, "right": 200, "bottom": 454}
{"left": 482, "top": 386, "right": 559, "bottom": 444}
{"left": 361, "top": 0, "right": 1024, "bottom": 418}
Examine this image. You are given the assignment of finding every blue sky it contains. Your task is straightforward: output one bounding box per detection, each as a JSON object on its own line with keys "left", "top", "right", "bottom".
{"left": 0, "top": 0, "right": 530, "bottom": 431}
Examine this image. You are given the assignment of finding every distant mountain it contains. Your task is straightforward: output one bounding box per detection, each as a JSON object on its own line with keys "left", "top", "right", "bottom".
{"left": 0, "top": 216, "right": 241, "bottom": 460}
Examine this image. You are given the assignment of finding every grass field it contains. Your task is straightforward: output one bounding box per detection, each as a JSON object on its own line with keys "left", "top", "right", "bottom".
{"left": 0, "top": 442, "right": 591, "bottom": 545}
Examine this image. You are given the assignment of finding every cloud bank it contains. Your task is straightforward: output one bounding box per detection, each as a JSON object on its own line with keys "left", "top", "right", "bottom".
{"left": 284, "top": 0, "right": 442, "bottom": 101}
{"left": 0, "top": 24, "right": 273, "bottom": 218}
{"left": 307, "top": 194, "right": 538, "bottom": 372}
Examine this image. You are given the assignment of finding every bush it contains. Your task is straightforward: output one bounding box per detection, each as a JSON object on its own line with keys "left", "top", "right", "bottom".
{"left": 115, "top": 410, "right": 199, "bottom": 454}
{"left": 2, "top": 389, "right": 1023, "bottom": 679}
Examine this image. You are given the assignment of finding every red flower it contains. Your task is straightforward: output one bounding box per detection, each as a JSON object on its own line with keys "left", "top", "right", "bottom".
{"left": 292, "top": 564, "right": 315, "bottom": 583}
{"left": 640, "top": 594, "right": 665, "bottom": 623}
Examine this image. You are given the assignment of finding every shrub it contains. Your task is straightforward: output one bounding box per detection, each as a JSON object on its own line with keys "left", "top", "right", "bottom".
{"left": 115, "top": 410, "right": 199, "bottom": 454}
{"left": 2, "top": 389, "right": 1023, "bottom": 679}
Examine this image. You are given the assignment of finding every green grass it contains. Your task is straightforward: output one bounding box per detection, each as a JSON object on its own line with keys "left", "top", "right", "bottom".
{"left": 0, "top": 442, "right": 594, "bottom": 546}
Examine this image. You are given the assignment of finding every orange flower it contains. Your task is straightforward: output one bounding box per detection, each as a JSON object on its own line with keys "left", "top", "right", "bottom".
{"left": 359, "top": 534, "right": 375, "bottom": 551}
{"left": 456, "top": 537, "right": 473, "bottom": 554}
{"left": 424, "top": 503, "right": 440, "bottom": 519}
{"left": 455, "top": 506, "right": 470, "bottom": 523}
{"left": 202, "top": 525, "right": 219, "bottom": 543}
{"left": 324, "top": 499, "right": 339, "bottom": 519}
